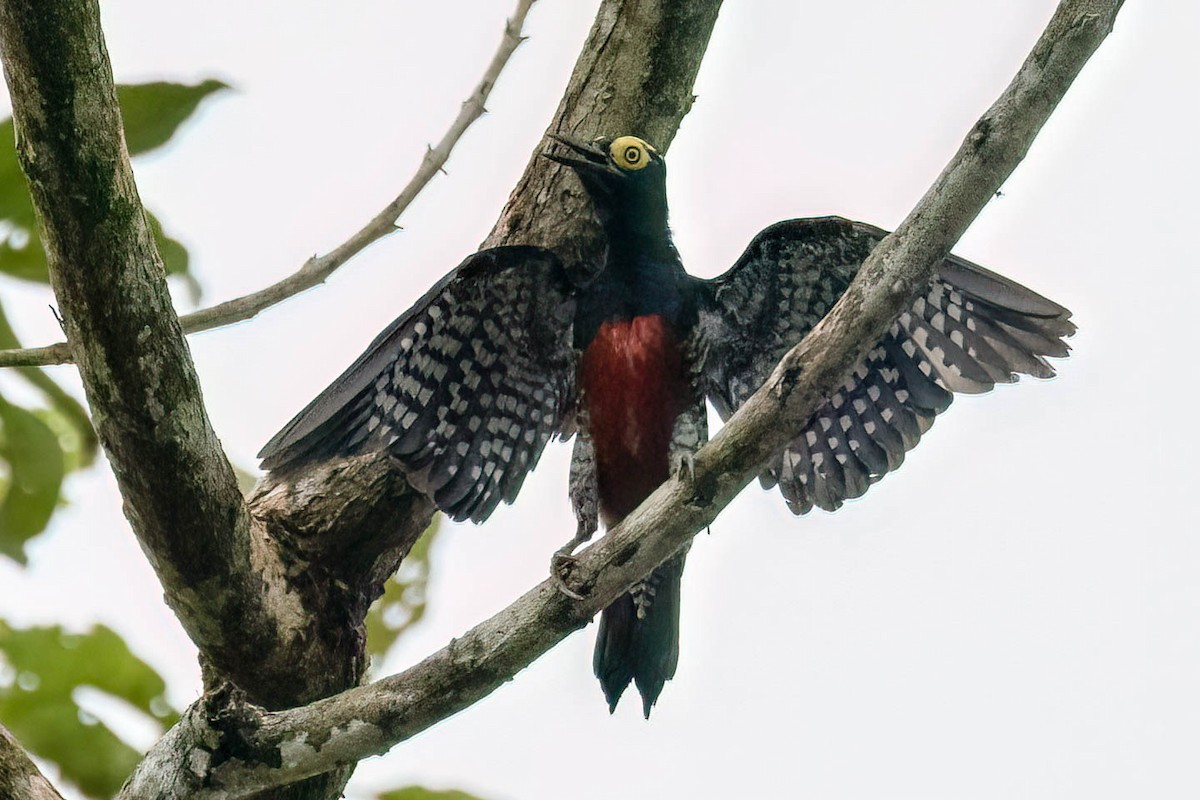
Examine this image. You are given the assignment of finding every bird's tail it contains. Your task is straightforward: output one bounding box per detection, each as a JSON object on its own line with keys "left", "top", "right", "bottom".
{"left": 593, "top": 550, "right": 687, "bottom": 718}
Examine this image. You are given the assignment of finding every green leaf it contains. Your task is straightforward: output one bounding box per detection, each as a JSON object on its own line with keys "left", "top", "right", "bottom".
{"left": 0, "top": 300, "right": 98, "bottom": 469}
{"left": 0, "top": 121, "right": 33, "bottom": 230}
{"left": 0, "top": 299, "right": 95, "bottom": 560}
{"left": 0, "top": 133, "right": 43, "bottom": 281}
{"left": 116, "top": 80, "right": 229, "bottom": 157}
{"left": 146, "top": 208, "right": 201, "bottom": 303}
{"left": 24, "top": 389, "right": 95, "bottom": 470}
{"left": 366, "top": 521, "right": 439, "bottom": 661}
{"left": 0, "top": 394, "right": 64, "bottom": 564}
{"left": 0, "top": 623, "right": 178, "bottom": 798}
{"left": 0, "top": 80, "right": 226, "bottom": 286}
{"left": 33, "top": 406, "right": 92, "bottom": 475}
{"left": 376, "top": 788, "right": 488, "bottom": 800}
{"left": 0, "top": 198, "right": 195, "bottom": 290}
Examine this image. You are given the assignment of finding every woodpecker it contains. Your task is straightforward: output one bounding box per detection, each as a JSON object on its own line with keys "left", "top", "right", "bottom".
{"left": 259, "top": 134, "right": 1074, "bottom": 717}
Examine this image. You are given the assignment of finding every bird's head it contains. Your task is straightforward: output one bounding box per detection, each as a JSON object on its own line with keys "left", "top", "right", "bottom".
{"left": 543, "top": 134, "right": 668, "bottom": 232}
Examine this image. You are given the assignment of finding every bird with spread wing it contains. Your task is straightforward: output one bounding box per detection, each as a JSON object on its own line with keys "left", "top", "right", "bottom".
{"left": 260, "top": 134, "right": 1074, "bottom": 717}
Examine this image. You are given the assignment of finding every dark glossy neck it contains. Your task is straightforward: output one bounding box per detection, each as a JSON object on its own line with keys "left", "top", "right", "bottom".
{"left": 593, "top": 185, "right": 674, "bottom": 262}
{"left": 606, "top": 217, "right": 675, "bottom": 263}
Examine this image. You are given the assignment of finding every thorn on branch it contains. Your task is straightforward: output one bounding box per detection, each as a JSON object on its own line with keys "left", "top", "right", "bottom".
{"left": 0, "top": 0, "right": 541, "bottom": 369}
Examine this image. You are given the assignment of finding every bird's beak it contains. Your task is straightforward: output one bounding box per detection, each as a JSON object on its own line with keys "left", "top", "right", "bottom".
{"left": 542, "top": 133, "right": 611, "bottom": 173}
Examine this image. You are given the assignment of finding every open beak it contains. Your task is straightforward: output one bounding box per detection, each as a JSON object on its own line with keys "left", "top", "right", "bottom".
{"left": 542, "top": 133, "right": 611, "bottom": 173}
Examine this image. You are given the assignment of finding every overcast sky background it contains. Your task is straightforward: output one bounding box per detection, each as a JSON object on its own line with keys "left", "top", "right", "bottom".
{"left": 1, "top": 1, "right": 1197, "bottom": 798}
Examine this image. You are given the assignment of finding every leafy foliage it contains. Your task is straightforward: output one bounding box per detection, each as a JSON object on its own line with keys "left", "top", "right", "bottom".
{"left": 0, "top": 623, "right": 178, "bottom": 798}
{"left": 0, "top": 302, "right": 97, "bottom": 562}
{"left": 0, "top": 79, "right": 226, "bottom": 286}
{"left": 366, "top": 521, "right": 439, "bottom": 661}
{"left": 0, "top": 396, "right": 63, "bottom": 563}
{"left": 0, "top": 80, "right": 226, "bottom": 564}
{"left": 117, "top": 80, "right": 228, "bottom": 156}
{"left": 0, "top": 76, "right": 475, "bottom": 800}
{"left": 376, "top": 787, "right": 488, "bottom": 800}
{"left": 363, "top": 524, "right": 491, "bottom": 798}
{"left": 0, "top": 79, "right": 213, "bottom": 796}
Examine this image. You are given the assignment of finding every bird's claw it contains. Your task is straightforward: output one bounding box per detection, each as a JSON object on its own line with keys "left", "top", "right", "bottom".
{"left": 551, "top": 548, "right": 586, "bottom": 601}
{"left": 550, "top": 514, "right": 595, "bottom": 601}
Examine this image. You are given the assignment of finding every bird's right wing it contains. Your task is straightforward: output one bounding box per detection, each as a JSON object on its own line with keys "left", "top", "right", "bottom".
{"left": 694, "top": 217, "right": 1075, "bottom": 514}
{"left": 259, "top": 246, "right": 578, "bottom": 523}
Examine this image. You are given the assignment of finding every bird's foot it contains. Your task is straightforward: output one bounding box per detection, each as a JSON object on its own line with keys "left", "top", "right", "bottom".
{"left": 550, "top": 522, "right": 594, "bottom": 600}
{"left": 551, "top": 546, "right": 586, "bottom": 601}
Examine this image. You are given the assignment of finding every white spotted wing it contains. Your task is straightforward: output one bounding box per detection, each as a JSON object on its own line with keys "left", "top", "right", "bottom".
{"left": 695, "top": 217, "right": 1075, "bottom": 514}
{"left": 259, "top": 246, "right": 577, "bottom": 522}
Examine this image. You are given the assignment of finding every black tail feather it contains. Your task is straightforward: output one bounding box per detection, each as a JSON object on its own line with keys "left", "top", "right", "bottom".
{"left": 593, "top": 552, "right": 686, "bottom": 718}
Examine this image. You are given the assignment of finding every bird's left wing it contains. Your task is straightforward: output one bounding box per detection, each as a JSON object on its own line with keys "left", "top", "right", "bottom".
{"left": 259, "top": 246, "right": 578, "bottom": 523}
{"left": 693, "top": 217, "right": 1074, "bottom": 514}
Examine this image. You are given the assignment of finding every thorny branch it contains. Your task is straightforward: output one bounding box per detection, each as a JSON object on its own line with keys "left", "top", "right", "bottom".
{"left": 116, "top": 1, "right": 1124, "bottom": 797}
{"left": 0, "top": 0, "right": 537, "bottom": 369}
{"left": 1, "top": 0, "right": 727, "bottom": 798}
{"left": 0, "top": 0, "right": 260, "bottom": 681}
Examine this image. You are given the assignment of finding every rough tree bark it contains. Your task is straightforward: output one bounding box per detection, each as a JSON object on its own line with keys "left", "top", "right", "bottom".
{"left": 0, "top": 0, "right": 288, "bottom": 695}
{"left": 0, "top": 0, "right": 724, "bottom": 797}
{"left": 252, "top": 0, "right": 725, "bottom": 561}
{"left": 0, "top": 724, "right": 65, "bottom": 800}
{"left": 109, "top": 2, "right": 1123, "bottom": 797}
{"left": 0, "top": 0, "right": 1124, "bottom": 796}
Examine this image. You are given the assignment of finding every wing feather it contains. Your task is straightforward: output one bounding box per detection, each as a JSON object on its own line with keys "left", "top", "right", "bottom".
{"left": 695, "top": 217, "right": 1074, "bottom": 514}
{"left": 259, "top": 246, "right": 577, "bottom": 523}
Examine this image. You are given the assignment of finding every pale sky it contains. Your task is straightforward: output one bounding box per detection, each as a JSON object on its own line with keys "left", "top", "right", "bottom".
{"left": 2, "top": 2, "right": 1197, "bottom": 799}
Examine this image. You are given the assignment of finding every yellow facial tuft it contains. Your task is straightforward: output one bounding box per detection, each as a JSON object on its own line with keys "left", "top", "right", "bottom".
{"left": 609, "top": 135, "right": 655, "bottom": 171}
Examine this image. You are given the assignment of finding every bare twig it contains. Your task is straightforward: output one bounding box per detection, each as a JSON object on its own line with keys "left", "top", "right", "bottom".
{"left": 0, "top": 1, "right": 721, "bottom": 798}
{"left": 0, "top": 0, "right": 537, "bottom": 368}
{"left": 0, "top": 0, "right": 286, "bottom": 700}
{"left": 0, "top": 340, "right": 70, "bottom": 366}
{"left": 118, "top": 2, "right": 1123, "bottom": 796}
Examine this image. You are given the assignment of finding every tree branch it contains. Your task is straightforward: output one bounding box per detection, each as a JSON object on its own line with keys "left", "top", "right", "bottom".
{"left": 0, "top": 340, "right": 69, "bottom": 368}
{"left": 119, "top": 1, "right": 1123, "bottom": 796}
{"left": 176, "top": 0, "right": 538, "bottom": 336}
{"left": 249, "top": 0, "right": 724, "bottom": 583}
{"left": 483, "top": 0, "right": 719, "bottom": 258}
{"left": 0, "top": 0, "right": 311, "bottom": 703}
{"left": 226, "top": 13, "right": 726, "bottom": 784}
{"left": 0, "top": 0, "right": 537, "bottom": 369}
{"left": 0, "top": 724, "right": 65, "bottom": 800}
{"left": 0, "top": 1, "right": 721, "bottom": 797}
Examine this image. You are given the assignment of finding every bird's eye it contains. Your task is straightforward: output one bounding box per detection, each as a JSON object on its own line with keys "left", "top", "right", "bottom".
{"left": 609, "top": 135, "right": 655, "bottom": 172}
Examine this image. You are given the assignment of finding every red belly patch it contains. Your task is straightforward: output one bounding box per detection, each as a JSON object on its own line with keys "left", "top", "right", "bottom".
{"left": 580, "top": 315, "right": 685, "bottom": 524}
